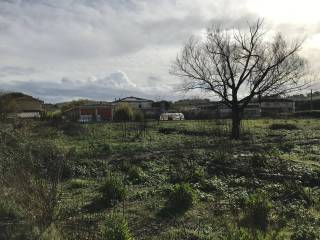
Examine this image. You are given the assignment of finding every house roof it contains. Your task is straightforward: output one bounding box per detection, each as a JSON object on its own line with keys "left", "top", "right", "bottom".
{"left": 114, "top": 96, "right": 153, "bottom": 103}
{"left": 63, "top": 102, "right": 115, "bottom": 113}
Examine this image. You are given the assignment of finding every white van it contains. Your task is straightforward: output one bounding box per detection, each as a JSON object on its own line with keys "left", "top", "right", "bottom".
{"left": 160, "top": 113, "right": 185, "bottom": 121}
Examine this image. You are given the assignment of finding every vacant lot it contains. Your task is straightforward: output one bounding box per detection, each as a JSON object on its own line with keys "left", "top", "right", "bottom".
{"left": 1, "top": 119, "right": 320, "bottom": 239}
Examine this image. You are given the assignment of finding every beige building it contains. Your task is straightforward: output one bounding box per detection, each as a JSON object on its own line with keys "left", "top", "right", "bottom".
{"left": 114, "top": 96, "right": 153, "bottom": 109}
{"left": 113, "top": 96, "right": 160, "bottom": 117}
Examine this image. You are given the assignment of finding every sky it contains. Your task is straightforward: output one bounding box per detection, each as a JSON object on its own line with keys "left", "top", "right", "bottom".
{"left": 0, "top": 0, "right": 319, "bottom": 103}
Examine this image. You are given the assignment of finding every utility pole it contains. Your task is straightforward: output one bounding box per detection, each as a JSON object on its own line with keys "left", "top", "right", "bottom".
{"left": 310, "top": 89, "right": 313, "bottom": 111}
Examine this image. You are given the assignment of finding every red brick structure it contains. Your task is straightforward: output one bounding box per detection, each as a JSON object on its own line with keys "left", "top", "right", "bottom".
{"left": 64, "top": 103, "right": 114, "bottom": 122}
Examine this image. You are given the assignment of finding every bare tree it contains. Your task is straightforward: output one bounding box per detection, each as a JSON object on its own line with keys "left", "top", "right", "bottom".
{"left": 171, "top": 20, "right": 309, "bottom": 139}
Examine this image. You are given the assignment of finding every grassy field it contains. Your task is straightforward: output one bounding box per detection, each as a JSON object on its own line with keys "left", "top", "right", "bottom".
{"left": 1, "top": 118, "right": 320, "bottom": 239}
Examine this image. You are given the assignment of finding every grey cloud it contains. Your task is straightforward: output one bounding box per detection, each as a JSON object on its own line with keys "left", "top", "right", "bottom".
{"left": 0, "top": 65, "right": 36, "bottom": 77}
{"left": 0, "top": 0, "right": 256, "bottom": 61}
{"left": 0, "top": 0, "right": 319, "bottom": 102}
{"left": 0, "top": 71, "right": 176, "bottom": 103}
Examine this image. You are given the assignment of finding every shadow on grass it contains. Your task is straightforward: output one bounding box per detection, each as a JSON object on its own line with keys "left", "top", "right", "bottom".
{"left": 83, "top": 197, "right": 109, "bottom": 213}
{"left": 157, "top": 206, "right": 187, "bottom": 219}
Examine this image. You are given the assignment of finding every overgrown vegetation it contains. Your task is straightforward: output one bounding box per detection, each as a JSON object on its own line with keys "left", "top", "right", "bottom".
{"left": 1, "top": 118, "right": 320, "bottom": 239}
{"left": 100, "top": 174, "right": 126, "bottom": 207}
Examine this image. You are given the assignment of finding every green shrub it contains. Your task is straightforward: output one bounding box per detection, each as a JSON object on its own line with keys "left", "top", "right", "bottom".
{"left": 100, "top": 174, "right": 126, "bottom": 207}
{"left": 70, "top": 158, "right": 108, "bottom": 178}
{"left": 114, "top": 103, "right": 134, "bottom": 122}
{"left": 269, "top": 123, "right": 299, "bottom": 130}
{"left": 127, "top": 166, "right": 145, "bottom": 184}
{"left": 223, "top": 226, "right": 286, "bottom": 240}
{"left": 133, "top": 111, "right": 144, "bottom": 122}
{"left": 40, "top": 224, "right": 62, "bottom": 240}
{"left": 100, "top": 214, "right": 132, "bottom": 240}
{"left": 250, "top": 154, "right": 267, "bottom": 168}
{"left": 155, "top": 228, "right": 213, "bottom": 240}
{"left": 192, "top": 166, "right": 206, "bottom": 182}
{"left": 28, "top": 140, "right": 73, "bottom": 181}
{"left": 158, "top": 127, "right": 176, "bottom": 134}
{"left": 281, "top": 181, "right": 313, "bottom": 207}
{"left": 279, "top": 141, "right": 295, "bottom": 152}
{"left": 166, "top": 183, "right": 196, "bottom": 213}
{"left": 169, "top": 157, "right": 206, "bottom": 183}
{"left": 291, "top": 225, "right": 318, "bottom": 240}
{"left": 223, "top": 227, "right": 255, "bottom": 240}
{"left": 59, "top": 122, "right": 87, "bottom": 136}
{"left": 241, "top": 191, "right": 272, "bottom": 232}
{"left": 93, "top": 143, "right": 112, "bottom": 157}
{"left": 0, "top": 197, "right": 22, "bottom": 221}
{"left": 0, "top": 197, "right": 27, "bottom": 239}
{"left": 200, "top": 176, "right": 227, "bottom": 193}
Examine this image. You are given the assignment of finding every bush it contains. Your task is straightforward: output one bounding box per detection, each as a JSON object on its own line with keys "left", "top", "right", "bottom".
{"left": 29, "top": 140, "right": 71, "bottom": 180}
{"left": 279, "top": 141, "right": 295, "bottom": 152}
{"left": 250, "top": 154, "right": 267, "bottom": 168}
{"left": 169, "top": 157, "right": 206, "bottom": 184}
{"left": 59, "top": 122, "right": 87, "bottom": 137}
{"left": 156, "top": 228, "right": 213, "bottom": 240}
{"left": 133, "top": 111, "right": 144, "bottom": 122}
{"left": 100, "top": 214, "right": 132, "bottom": 240}
{"left": 166, "top": 183, "right": 196, "bottom": 213}
{"left": 70, "top": 158, "right": 109, "bottom": 178}
{"left": 223, "top": 227, "right": 255, "bottom": 240}
{"left": 223, "top": 226, "right": 286, "bottom": 240}
{"left": 0, "top": 198, "right": 31, "bottom": 240}
{"left": 200, "top": 176, "right": 227, "bottom": 193}
{"left": 127, "top": 166, "right": 145, "bottom": 184}
{"left": 241, "top": 191, "right": 272, "bottom": 232}
{"left": 114, "top": 103, "right": 134, "bottom": 122}
{"left": 269, "top": 123, "right": 299, "bottom": 130}
{"left": 93, "top": 143, "right": 112, "bottom": 157}
{"left": 0, "top": 197, "right": 22, "bottom": 221}
{"left": 100, "top": 174, "right": 126, "bottom": 207}
{"left": 281, "top": 181, "right": 313, "bottom": 207}
{"left": 291, "top": 225, "right": 318, "bottom": 240}
{"left": 158, "top": 127, "right": 176, "bottom": 134}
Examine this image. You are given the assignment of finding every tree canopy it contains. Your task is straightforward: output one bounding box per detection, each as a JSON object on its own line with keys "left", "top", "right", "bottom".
{"left": 171, "top": 20, "right": 309, "bottom": 138}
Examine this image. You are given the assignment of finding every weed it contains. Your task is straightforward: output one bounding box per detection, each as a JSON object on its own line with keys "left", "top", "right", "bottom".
{"left": 127, "top": 166, "right": 146, "bottom": 184}
{"left": 100, "top": 174, "right": 126, "bottom": 207}
{"left": 164, "top": 183, "right": 196, "bottom": 214}
{"left": 240, "top": 191, "right": 272, "bottom": 232}
{"left": 99, "top": 214, "right": 133, "bottom": 240}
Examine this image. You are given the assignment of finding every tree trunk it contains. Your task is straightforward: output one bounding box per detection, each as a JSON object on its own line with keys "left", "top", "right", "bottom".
{"left": 231, "top": 106, "right": 241, "bottom": 139}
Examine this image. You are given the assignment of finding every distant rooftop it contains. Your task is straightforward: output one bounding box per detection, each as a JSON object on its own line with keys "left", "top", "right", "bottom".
{"left": 114, "top": 96, "right": 153, "bottom": 102}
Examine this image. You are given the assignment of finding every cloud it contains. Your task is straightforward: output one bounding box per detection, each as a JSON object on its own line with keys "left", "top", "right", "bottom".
{"left": 96, "top": 71, "right": 136, "bottom": 88}
{"left": 0, "top": 0, "right": 319, "bottom": 102}
{"left": 0, "top": 65, "right": 36, "bottom": 77}
{"left": 0, "top": 70, "right": 175, "bottom": 103}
